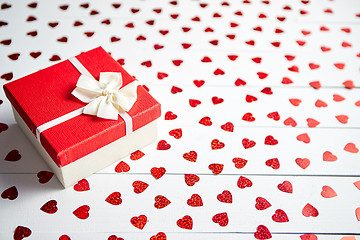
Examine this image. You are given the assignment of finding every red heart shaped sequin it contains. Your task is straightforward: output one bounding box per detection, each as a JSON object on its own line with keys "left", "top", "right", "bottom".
{"left": 217, "top": 190, "right": 232, "bottom": 203}
{"left": 300, "top": 234, "right": 318, "bottom": 240}
{"left": 214, "top": 68, "right": 225, "bottom": 75}
{"left": 307, "top": 118, "right": 320, "bottom": 128}
{"left": 154, "top": 195, "right": 171, "bottom": 209}
{"left": 237, "top": 176, "right": 253, "bottom": 189}
{"left": 0, "top": 73, "right": 12, "bottom": 81}
{"left": 265, "top": 158, "right": 280, "bottom": 169}
{"left": 177, "top": 215, "right": 193, "bottom": 230}
{"left": 278, "top": 181, "right": 293, "bottom": 193}
{"left": 335, "top": 115, "right": 349, "bottom": 124}
{"left": 73, "top": 179, "right": 90, "bottom": 191}
{"left": 211, "top": 139, "right": 225, "bottom": 150}
{"left": 254, "top": 225, "right": 272, "bottom": 239}
{"left": 232, "top": 158, "right": 248, "bottom": 169}
{"left": 309, "top": 81, "right": 321, "bottom": 89}
{"left": 315, "top": 99, "right": 327, "bottom": 108}
{"left": 37, "top": 171, "right": 54, "bottom": 184}
{"left": 115, "top": 161, "right": 130, "bottom": 172}
{"left": 296, "top": 133, "right": 310, "bottom": 143}
{"left": 246, "top": 95, "right": 257, "bottom": 103}
{"left": 169, "top": 128, "right": 182, "bottom": 139}
{"left": 131, "top": 215, "right": 147, "bottom": 229}
{"left": 272, "top": 209, "right": 289, "bottom": 222}
{"left": 4, "top": 149, "right": 21, "bottom": 161}
{"left": 141, "top": 60, "right": 152, "bottom": 67}
{"left": 151, "top": 167, "right": 166, "bottom": 179}
{"left": 106, "top": 192, "right": 122, "bottom": 205}
{"left": 255, "top": 197, "right": 271, "bottom": 210}
{"left": 323, "top": 151, "right": 337, "bottom": 161}
{"left": 267, "top": 112, "right": 280, "bottom": 121}
{"left": 73, "top": 205, "right": 90, "bottom": 219}
{"left": 165, "top": 111, "right": 177, "bottom": 120}
{"left": 183, "top": 151, "right": 197, "bottom": 162}
{"left": 221, "top": 122, "right": 234, "bottom": 132}
{"left": 212, "top": 96, "right": 224, "bottom": 105}
{"left": 264, "top": 135, "right": 278, "bottom": 145}
{"left": 333, "top": 94, "right": 345, "bottom": 102}
{"left": 309, "top": 63, "right": 320, "bottom": 70}
{"left": 14, "top": 226, "right": 32, "bottom": 240}
{"left": 235, "top": 78, "right": 246, "bottom": 86}
{"left": 189, "top": 99, "right": 201, "bottom": 107}
{"left": 130, "top": 150, "right": 145, "bottom": 160}
{"left": 289, "top": 98, "right": 302, "bottom": 106}
{"left": 302, "top": 203, "right": 319, "bottom": 217}
{"left": 150, "top": 232, "right": 167, "bottom": 240}
{"left": 40, "top": 200, "right": 58, "bottom": 214}
{"left": 343, "top": 80, "right": 355, "bottom": 89}
{"left": 321, "top": 185, "right": 337, "bottom": 198}
{"left": 208, "top": 163, "right": 224, "bottom": 174}
{"left": 261, "top": 87, "right": 272, "bottom": 95}
{"left": 187, "top": 194, "right": 203, "bottom": 207}
{"left": 157, "top": 72, "right": 168, "bottom": 80}
{"left": 283, "top": 117, "right": 297, "bottom": 127}
{"left": 184, "top": 174, "right": 200, "bottom": 186}
{"left": 242, "top": 113, "right": 255, "bottom": 122}
{"left": 1, "top": 186, "right": 18, "bottom": 200}
{"left": 132, "top": 181, "right": 149, "bottom": 194}
{"left": 344, "top": 143, "right": 359, "bottom": 153}
{"left": 157, "top": 140, "right": 171, "bottom": 150}
{"left": 199, "top": 116, "right": 212, "bottom": 126}
{"left": 295, "top": 158, "right": 310, "bottom": 169}
{"left": 212, "top": 212, "right": 229, "bottom": 227}
{"left": 193, "top": 80, "right": 205, "bottom": 87}
{"left": 242, "top": 138, "right": 256, "bottom": 149}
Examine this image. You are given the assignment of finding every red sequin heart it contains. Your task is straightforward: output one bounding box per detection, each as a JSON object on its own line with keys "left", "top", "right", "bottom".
{"left": 73, "top": 179, "right": 90, "bottom": 191}
{"left": 130, "top": 150, "right": 145, "bottom": 160}
{"left": 282, "top": 77, "right": 293, "bottom": 84}
{"left": 208, "top": 163, "right": 224, "bottom": 174}
{"left": 1, "top": 186, "right": 18, "bottom": 200}
{"left": 289, "top": 98, "right": 302, "bottom": 106}
{"left": 283, "top": 117, "right": 297, "bottom": 127}
{"left": 237, "top": 176, "right": 253, "bottom": 189}
{"left": 193, "top": 80, "right": 205, "bottom": 87}
{"left": 150, "top": 232, "right": 167, "bottom": 240}
{"left": 108, "top": 235, "right": 123, "bottom": 240}
{"left": 235, "top": 78, "right": 246, "bottom": 86}
{"left": 115, "top": 161, "right": 130, "bottom": 172}
{"left": 242, "top": 138, "right": 256, "bottom": 149}
{"left": 171, "top": 86, "right": 182, "bottom": 94}
{"left": 232, "top": 158, "right": 248, "bottom": 169}
{"left": 343, "top": 80, "right": 355, "bottom": 89}
{"left": 212, "top": 212, "right": 229, "bottom": 227}
{"left": 254, "top": 225, "right": 272, "bottom": 239}
{"left": 211, "top": 139, "right": 225, "bottom": 150}
{"left": 309, "top": 81, "right": 321, "bottom": 89}
{"left": 154, "top": 195, "right": 171, "bottom": 209}
{"left": 201, "top": 56, "right": 212, "bottom": 62}
{"left": 132, "top": 181, "right": 149, "bottom": 194}
{"left": 295, "top": 158, "right": 310, "bottom": 169}
{"left": 0, "top": 122, "right": 9, "bottom": 131}
{"left": 333, "top": 94, "right": 345, "bottom": 102}
{"left": 278, "top": 181, "right": 293, "bottom": 193}
{"left": 73, "top": 205, "right": 90, "bottom": 219}
{"left": 296, "top": 133, "right": 310, "bottom": 143}
{"left": 246, "top": 95, "right": 257, "bottom": 102}
{"left": 183, "top": 151, "right": 197, "bottom": 162}
{"left": 307, "top": 118, "right": 320, "bottom": 128}
{"left": 321, "top": 185, "right": 337, "bottom": 198}
{"left": 157, "top": 140, "right": 171, "bottom": 150}
{"left": 37, "top": 171, "right": 54, "bottom": 184}
{"left": 199, "top": 116, "right": 212, "bottom": 126}
{"left": 255, "top": 197, "right": 271, "bottom": 210}
{"left": 106, "top": 192, "right": 122, "bottom": 205}
{"left": 265, "top": 158, "right": 280, "bottom": 169}
{"left": 267, "top": 112, "right": 280, "bottom": 121}
{"left": 187, "top": 194, "right": 203, "bottom": 207}
{"left": 300, "top": 234, "right": 318, "bottom": 240}
{"left": 309, "top": 63, "right": 320, "bottom": 70}
{"left": 335, "top": 115, "right": 349, "bottom": 124}
{"left": 169, "top": 128, "right": 182, "bottom": 139}
{"left": 141, "top": 60, "right": 152, "bottom": 67}
{"left": 272, "top": 209, "right": 289, "bottom": 222}
{"left": 221, "top": 122, "right": 234, "bottom": 132}
{"left": 217, "top": 190, "right": 232, "bottom": 203}
{"left": 212, "top": 96, "right": 224, "bottom": 105}
{"left": 264, "top": 135, "right": 278, "bottom": 145}
{"left": 344, "top": 143, "right": 359, "bottom": 153}
{"left": 323, "top": 151, "right": 337, "bottom": 161}
{"left": 157, "top": 72, "right": 168, "bottom": 80}
{"left": 40, "top": 200, "right": 58, "bottom": 214}
{"left": 261, "top": 87, "right": 272, "bottom": 95}
{"left": 4, "top": 149, "right": 21, "bottom": 161}
{"left": 315, "top": 99, "right": 327, "bottom": 108}
{"left": 151, "top": 167, "right": 166, "bottom": 179}
{"left": 242, "top": 113, "right": 255, "bottom": 122}
{"left": 14, "top": 226, "right": 32, "bottom": 240}
{"left": 172, "top": 60, "right": 183, "bottom": 66}
{"left": 189, "top": 99, "right": 201, "bottom": 107}
{"left": 177, "top": 215, "right": 193, "bottom": 230}
{"left": 214, "top": 68, "right": 225, "bottom": 75}
{"left": 165, "top": 111, "right": 177, "bottom": 120}
{"left": 184, "top": 174, "right": 200, "bottom": 186}
{"left": 302, "top": 203, "right": 319, "bottom": 217}
{"left": 131, "top": 215, "right": 147, "bottom": 229}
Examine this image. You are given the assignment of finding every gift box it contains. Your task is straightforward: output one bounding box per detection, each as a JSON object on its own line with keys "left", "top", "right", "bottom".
{"left": 3, "top": 47, "right": 161, "bottom": 188}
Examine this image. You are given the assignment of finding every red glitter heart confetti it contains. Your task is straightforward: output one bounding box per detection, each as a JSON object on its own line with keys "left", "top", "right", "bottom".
{"left": 106, "top": 192, "right": 122, "bottom": 205}
{"left": 151, "top": 167, "right": 166, "bottom": 179}
{"left": 183, "top": 151, "right": 197, "bottom": 162}
{"left": 214, "top": 68, "right": 225, "bottom": 75}
{"left": 130, "top": 150, "right": 145, "bottom": 160}
{"left": 73, "top": 179, "right": 90, "bottom": 191}
{"left": 289, "top": 98, "right": 302, "bottom": 106}
{"left": 211, "top": 139, "right": 225, "bottom": 150}
{"left": 254, "top": 225, "right": 272, "bottom": 239}
{"left": 187, "top": 194, "right": 203, "bottom": 207}
{"left": 272, "top": 209, "right": 289, "bottom": 222}
{"left": 157, "top": 72, "right": 168, "bottom": 80}
{"left": 232, "top": 157, "right": 248, "bottom": 169}
{"left": 1, "top": 186, "right": 18, "bottom": 200}
{"left": 217, "top": 190, "right": 232, "bottom": 203}
{"left": 335, "top": 115, "right": 349, "bottom": 124}
{"left": 115, "top": 161, "right": 130, "bottom": 173}
{"left": 333, "top": 94, "right": 345, "bottom": 102}
{"left": 59, "top": 235, "right": 71, "bottom": 240}
{"left": 154, "top": 195, "right": 171, "bottom": 209}
{"left": 283, "top": 117, "right": 297, "bottom": 127}
{"left": 323, "top": 151, "right": 337, "bottom": 161}
{"left": 265, "top": 158, "right": 280, "bottom": 169}
{"left": 40, "top": 200, "right": 58, "bottom": 214}
{"left": 132, "top": 181, "right": 149, "bottom": 194}
{"left": 4, "top": 149, "right": 21, "bottom": 161}
{"left": 315, "top": 99, "right": 327, "bottom": 108}
{"left": 177, "top": 215, "right": 193, "bottom": 230}
{"left": 171, "top": 86, "right": 182, "bottom": 94}
{"left": 73, "top": 205, "right": 90, "bottom": 220}
{"left": 212, "top": 96, "right": 224, "bottom": 105}
{"left": 309, "top": 81, "right": 321, "bottom": 89}
{"left": 131, "top": 215, "right": 147, "bottom": 229}
{"left": 165, "top": 111, "right": 177, "bottom": 120}
{"left": 295, "top": 158, "right": 310, "bottom": 169}
{"left": 193, "top": 80, "right": 205, "bottom": 87}
{"left": 189, "top": 99, "right": 201, "bottom": 107}
{"left": 302, "top": 203, "right": 319, "bottom": 217}
{"left": 267, "top": 112, "right": 280, "bottom": 121}
{"left": 199, "top": 116, "right": 212, "bottom": 126}
{"left": 108, "top": 235, "right": 123, "bottom": 240}
{"left": 343, "top": 80, "right": 355, "bottom": 89}
{"left": 321, "top": 185, "right": 337, "bottom": 198}
{"left": 344, "top": 143, "right": 359, "bottom": 153}
{"left": 237, "top": 176, "right": 253, "bottom": 189}
{"left": 184, "top": 174, "right": 200, "bottom": 186}
{"left": 278, "top": 181, "right": 293, "bottom": 193}
{"left": 300, "top": 234, "right": 318, "bottom": 240}
{"left": 235, "top": 78, "right": 246, "bottom": 86}
{"left": 264, "top": 135, "right": 278, "bottom": 145}
{"left": 221, "top": 122, "right": 234, "bottom": 132}
{"left": 0, "top": 122, "right": 9, "bottom": 132}
{"left": 242, "top": 138, "right": 256, "bottom": 149}
{"left": 157, "top": 140, "right": 171, "bottom": 150}
{"left": 255, "top": 197, "right": 271, "bottom": 210}
{"left": 150, "top": 232, "right": 167, "bottom": 240}
{"left": 169, "top": 128, "right": 182, "bottom": 139}
{"left": 242, "top": 113, "right": 255, "bottom": 122}
{"left": 261, "top": 87, "right": 272, "bottom": 95}
{"left": 212, "top": 212, "right": 229, "bottom": 227}
{"left": 296, "top": 133, "right": 310, "bottom": 143}
{"left": 208, "top": 163, "right": 224, "bottom": 174}
{"left": 246, "top": 95, "right": 258, "bottom": 102}
{"left": 14, "top": 226, "right": 32, "bottom": 240}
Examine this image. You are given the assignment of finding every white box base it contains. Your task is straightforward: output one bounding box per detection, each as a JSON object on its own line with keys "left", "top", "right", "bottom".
{"left": 12, "top": 107, "right": 158, "bottom": 188}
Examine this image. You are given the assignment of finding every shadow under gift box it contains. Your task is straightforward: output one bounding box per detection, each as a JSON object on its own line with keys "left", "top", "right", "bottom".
{"left": 3, "top": 47, "right": 161, "bottom": 188}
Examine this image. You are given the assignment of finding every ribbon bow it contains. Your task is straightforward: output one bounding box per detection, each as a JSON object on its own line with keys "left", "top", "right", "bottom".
{"left": 71, "top": 72, "right": 138, "bottom": 120}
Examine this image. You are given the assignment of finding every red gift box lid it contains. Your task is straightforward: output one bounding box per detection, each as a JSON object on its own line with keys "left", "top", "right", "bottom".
{"left": 3, "top": 47, "right": 161, "bottom": 167}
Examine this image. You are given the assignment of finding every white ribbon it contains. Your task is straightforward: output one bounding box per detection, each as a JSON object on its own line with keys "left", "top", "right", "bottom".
{"left": 35, "top": 56, "right": 138, "bottom": 142}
